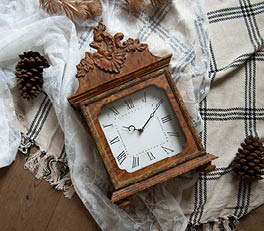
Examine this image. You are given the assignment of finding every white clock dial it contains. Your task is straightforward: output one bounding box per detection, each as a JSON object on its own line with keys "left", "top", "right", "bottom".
{"left": 98, "top": 86, "right": 186, "bottom": 173}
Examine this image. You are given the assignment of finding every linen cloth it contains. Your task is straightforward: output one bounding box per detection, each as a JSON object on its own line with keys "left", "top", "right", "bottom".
{"left": 183, "top": 0, "right": 264, "bottom": 229}
{"left": 0, "top": 0, "right": 263, "bottom": 231}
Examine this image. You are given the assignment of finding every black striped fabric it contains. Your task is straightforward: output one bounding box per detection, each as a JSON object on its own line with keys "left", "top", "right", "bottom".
{"left": 18, "top": 93, "right": 52, "bottom": 154}
{"left": 188, "top": 0, "right": 264, "bottom": 226}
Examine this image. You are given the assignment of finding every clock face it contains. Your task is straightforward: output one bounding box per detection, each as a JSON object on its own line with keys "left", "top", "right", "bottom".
{"left": 98, "top": 85, "right": 186, "bottom": 173}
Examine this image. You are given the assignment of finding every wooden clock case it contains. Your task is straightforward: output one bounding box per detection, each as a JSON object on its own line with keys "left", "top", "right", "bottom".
{"left": 68, "top": 23, "right": 217, "bottom": 206}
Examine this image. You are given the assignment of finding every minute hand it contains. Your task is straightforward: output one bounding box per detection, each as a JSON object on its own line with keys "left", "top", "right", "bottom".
{"left": 140, "top": 99, "right": 164, "bottom": 131}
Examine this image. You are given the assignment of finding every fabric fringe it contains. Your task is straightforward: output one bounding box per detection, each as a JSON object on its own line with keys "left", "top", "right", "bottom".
{"left": 24, "top": 144, "right": 74, "bottom": 199}
{"left": 222, "top": 219, "right": 232, "bottom": 231}
{"left": 190, "top": 217, "right": 239, "bottom": 231}
{"left": 203, "top": 223, "right": 211, "bottom": 231}
{"left": 19, "top": 133, "right": 35, "bottom": 155}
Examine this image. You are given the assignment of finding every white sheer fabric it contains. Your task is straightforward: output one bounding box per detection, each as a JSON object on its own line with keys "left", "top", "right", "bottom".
{"left": 0, "top": 0, "right": 210, "bottom": 230}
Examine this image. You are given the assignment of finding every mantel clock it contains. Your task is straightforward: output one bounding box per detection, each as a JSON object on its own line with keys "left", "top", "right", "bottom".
{"left": 68, "top": 23, "right": 217, "bottom": 207}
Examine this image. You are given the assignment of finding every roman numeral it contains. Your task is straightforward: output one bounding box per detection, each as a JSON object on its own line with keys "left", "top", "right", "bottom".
{"left": 142, "top": 92, "right": 147, "bottom": 103}
{"left": 103, "top": 123, "right": 113, "bottom": 128}
{"left": 124, "top": 98, "right": 134, "bottom": 109}
{"left": 167, "top": 131, "right": 181, "bottom": 137}
{"left": 109, "top": 106, "right": 119, "bottom": 115}
{"left": 109, "top": 136, "right": 120, "bottom": 145}
{"left": 161, "top": 115, "right": 172, "bottom": 123}
{"left": 132, "top": 156, "right": 139, "bottom": 168}
{"left": 117, "top": 151, "right": 126, "bottom": 165}
{"left": 147, "top": 151, "right": 155, "bottom": 160}
{"left": 161, "top": 146, "right": 174, "bottom": 154}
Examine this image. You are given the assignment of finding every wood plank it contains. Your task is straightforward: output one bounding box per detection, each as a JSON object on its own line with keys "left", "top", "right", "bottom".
{"left": 0, "top": 154, "right": 61, "bottom": 231}
{"left": 0, "top": 153, "right": 100, "bottom": 231}
{"left": 236, "top": 205, "right": 264, "bottom": 231}
{"left": 46, "top": 194, "right": 100, "bottom": 231}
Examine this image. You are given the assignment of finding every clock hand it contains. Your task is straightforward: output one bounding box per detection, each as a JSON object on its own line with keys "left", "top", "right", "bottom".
{"left": 140, "top": 112, "right": 154, "bottom": 131}
{"left": 122, "top": 125, "right": 141, "bottom": 132}
{"left": 140, "top": 98, "right": 164, "bottom": 131}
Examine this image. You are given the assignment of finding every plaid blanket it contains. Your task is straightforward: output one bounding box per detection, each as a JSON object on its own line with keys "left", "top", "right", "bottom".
{"left": 184, "top": 0, "right": 264, "bottom": 229}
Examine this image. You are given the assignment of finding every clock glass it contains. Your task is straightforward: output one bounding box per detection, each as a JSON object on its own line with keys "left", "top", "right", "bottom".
{"left": 98, "top": 85, "right": 186, "bottom": 173}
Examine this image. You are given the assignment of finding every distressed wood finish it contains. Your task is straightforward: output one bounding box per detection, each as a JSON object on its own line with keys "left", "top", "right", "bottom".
{"left": 68, "top": 22, "right": 163, "bottom": 109}
{"left": 111, "top": 153, "right": 217, "bottom": 202}
{"left": 80, "top": 72, "right": 207, "bottom": 190}
{"left": 67, "top": 23, "right": 217, "bottom": 205}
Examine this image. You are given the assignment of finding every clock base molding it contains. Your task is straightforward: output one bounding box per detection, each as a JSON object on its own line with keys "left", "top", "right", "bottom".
{"left": 111, "top": 153, "right": 217, "bottom": 205}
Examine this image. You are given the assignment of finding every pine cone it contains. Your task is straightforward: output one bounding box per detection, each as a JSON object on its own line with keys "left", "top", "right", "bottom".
{"left": 15, "top": 51, "right": 50, "bottom": 100}
{"left": 232, "top": 135, "right": 264, "bottom": 182}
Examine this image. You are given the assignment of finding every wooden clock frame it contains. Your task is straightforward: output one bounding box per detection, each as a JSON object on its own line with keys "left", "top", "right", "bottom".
{"left": 68, "top": 23, "right": 217, "bottom": 206}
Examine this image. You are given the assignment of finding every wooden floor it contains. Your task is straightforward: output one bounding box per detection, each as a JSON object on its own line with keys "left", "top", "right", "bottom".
{"left": 0, "top": 153, "right": 263, "bottom": 231}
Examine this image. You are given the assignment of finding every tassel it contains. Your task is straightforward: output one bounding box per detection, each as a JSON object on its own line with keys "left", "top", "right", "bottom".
{"left": 203, "top": 223, "right": 212, "bottom": 231}
{"left": 229, "top": 217, "right": 239, "bottom": 230}
{"left": 19, "top": 133, "right": 35, "bottom": 155}
{"left": 222, "top": 219, "right": 232, "bottom": 231}
{"left": 24, "top": 149, "right": 74, "bottom": 198}
{"left": 212, "top": 220, "right": 222, "bottom": 231}
{"left": 24, "top": 149, "right": 43, "bottom": 172}
{"left": 64, "top": 184, "right": 75, "bottom": 199}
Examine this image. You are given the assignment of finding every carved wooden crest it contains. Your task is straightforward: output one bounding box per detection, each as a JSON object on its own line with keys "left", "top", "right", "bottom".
{"left": 68, "top": 22, "right": 171, "bottom": 108}
{"left": 76, "top": 23, "right": 148, "bottom": 76}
